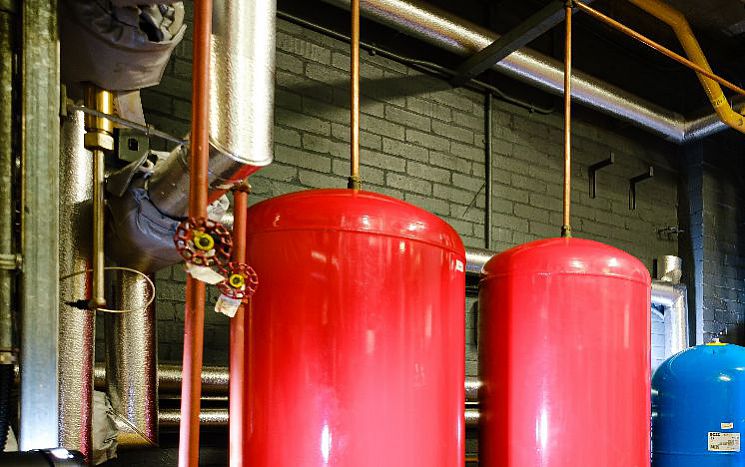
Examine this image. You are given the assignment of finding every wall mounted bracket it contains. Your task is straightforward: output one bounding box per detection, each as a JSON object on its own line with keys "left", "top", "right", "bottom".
{"left": 588, "top": 152, "right": 614, "bottom": 199}
{"left": 629, "top": 166, "right": 654, "bottom": 210}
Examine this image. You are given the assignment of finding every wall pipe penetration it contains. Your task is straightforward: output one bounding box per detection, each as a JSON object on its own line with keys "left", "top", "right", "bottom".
{"left": 320, "top": 0, "right": 735, "bottom": 144}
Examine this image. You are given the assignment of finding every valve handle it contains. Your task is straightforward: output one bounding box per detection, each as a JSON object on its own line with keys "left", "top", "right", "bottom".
{"left": 174, "top": 217, "right": 233, "bottom": 268}
{"left": 217, "top": 262, "right": 259, "bottom": 301}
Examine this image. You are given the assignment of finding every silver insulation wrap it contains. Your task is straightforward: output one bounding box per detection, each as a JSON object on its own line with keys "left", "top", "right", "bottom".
{"left": 58, "top": 110, "right": 95, "bottom": 456}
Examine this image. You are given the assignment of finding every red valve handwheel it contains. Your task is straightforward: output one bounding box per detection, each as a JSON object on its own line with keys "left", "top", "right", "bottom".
{"left": 217, "top": 262, "right": 259, "bottom": 301}
{"left": 173, "top": 217, "right": 233, "bottom": 267}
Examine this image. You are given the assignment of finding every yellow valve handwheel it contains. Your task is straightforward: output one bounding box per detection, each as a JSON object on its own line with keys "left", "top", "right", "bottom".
{"left": 193, "top": 231, "right": 215, "bottom": 251}
{"left": 229, "top": 273, "right": 246, "bottom": 289}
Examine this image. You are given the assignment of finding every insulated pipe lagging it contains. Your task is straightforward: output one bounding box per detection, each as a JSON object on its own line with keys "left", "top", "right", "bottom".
{"left": 109, "top": 0, "right": 279, "bottom": 275}
{"left": 148, "top": 0, "right": 277, "bottom": 219}
{"left": 627, "top": 0, "right": 745, "bottom": 135}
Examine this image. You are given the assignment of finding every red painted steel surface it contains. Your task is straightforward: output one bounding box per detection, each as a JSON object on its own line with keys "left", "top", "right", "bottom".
{"left": 245, "top": 189, "right": 465, "bottom": 466}
{"left": 479, "top": 238, "right": 651, "bottom": 467}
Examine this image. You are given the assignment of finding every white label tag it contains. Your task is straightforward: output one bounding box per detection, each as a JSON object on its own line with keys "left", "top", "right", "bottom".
{"left": 455, "top": 260, "right": 464, "bottom": 272}
{"left": 709, "top": 432, "right": 741, "bottom": 452}
{"left": 722, "top": 423, "right": 734, "bottom": 430}
{"left": 185, "top": 263, "right": 225, "bottom": 285}
{"left": 215, "top": 294, "right": 242, "bottom": 318}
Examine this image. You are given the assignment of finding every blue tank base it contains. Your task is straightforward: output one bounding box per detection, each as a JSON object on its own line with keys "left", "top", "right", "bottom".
{"left": 653, "top": 452, "right": 743, "bottom": 467}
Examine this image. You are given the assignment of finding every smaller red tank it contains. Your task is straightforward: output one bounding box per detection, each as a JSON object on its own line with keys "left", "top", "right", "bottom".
{"left": 479, "top": 238, "right": 651, "bottom": 467}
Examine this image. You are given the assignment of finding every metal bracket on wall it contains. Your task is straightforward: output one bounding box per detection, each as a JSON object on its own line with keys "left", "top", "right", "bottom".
{"left": 629, "top": 166, "right": 654, "bottom": 210}
{"left": 588, "top": 153, "right": 614, "bottom": 199}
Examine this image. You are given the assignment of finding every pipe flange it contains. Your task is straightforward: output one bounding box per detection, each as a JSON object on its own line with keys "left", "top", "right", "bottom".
{"left": 173, "top": 217, "right": 233, "bottom": 268}
{"left": 217, "top": 262, "right": 258, "bottom": 301}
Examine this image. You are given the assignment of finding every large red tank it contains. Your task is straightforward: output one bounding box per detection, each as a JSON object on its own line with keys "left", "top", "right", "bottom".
{"left": 479, "top": 238, "right": 651, "bottom": 467}
{"left": 244, "top": 189, "right": 465, "bottom": 466}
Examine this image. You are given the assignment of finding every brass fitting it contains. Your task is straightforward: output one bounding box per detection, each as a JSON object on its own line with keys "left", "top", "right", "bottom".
{"left": 83, "top": 84, "right": 115, "bottom": 151}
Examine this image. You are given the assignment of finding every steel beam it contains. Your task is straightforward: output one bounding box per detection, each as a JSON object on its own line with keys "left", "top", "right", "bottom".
{"left": 19, "top": 0, "right": 60, "bottom": 451}
{"left": 452, "top": 1, "right": 590, "bottom": 86}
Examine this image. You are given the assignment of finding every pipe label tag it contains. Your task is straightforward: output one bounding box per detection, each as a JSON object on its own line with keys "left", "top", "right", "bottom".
{"left": 708, "top": 432, "right": 740, "bottom": 452}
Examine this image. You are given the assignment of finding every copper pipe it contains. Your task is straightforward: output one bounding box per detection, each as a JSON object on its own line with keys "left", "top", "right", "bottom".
{"left": 179, "top": 0, "right": 212, "bottom": 465}
{"left": 229, "top": 187, "right": 248, "bottom": 467}
{"left": 561, "top": 3, "right": 572, "bottom": 238}
{"left": 348, "top": 0, "right": 362, "bottom": 190}
{"left": 575, "top": 1, "right": 745, "bottom": 98}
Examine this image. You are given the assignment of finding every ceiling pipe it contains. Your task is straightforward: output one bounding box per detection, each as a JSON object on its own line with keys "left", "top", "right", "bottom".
{"left": 627, "top": 0, "right": 745, "bottom": 135}
{"left": 320, "top": 0, "right": 733, "bottom": 144}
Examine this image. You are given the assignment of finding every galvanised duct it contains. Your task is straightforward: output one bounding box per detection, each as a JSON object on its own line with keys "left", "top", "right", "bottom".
{"left": 320, "top": 0, "right": 734, "bottom": 144}
{"left": 19, "top": 0, "right": 61, "bottom": 450}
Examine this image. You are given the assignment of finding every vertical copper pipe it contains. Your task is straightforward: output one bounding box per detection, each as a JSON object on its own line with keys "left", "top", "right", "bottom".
{"left": 561, "top": 2, "right": 572, "bottom": 238}
{"left": 348, "top": 0, "right": 361, "bottom": 190}
{"left": 229, "top": 187, "right": 248, "bottom": 467}
{"left": 178, "top": 0, "right": 212, "bottom": 465}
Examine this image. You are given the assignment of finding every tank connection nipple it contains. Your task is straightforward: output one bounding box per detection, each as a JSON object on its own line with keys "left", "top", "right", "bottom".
{"left": 706, "top": 337, "right": 727, "bottom": 346}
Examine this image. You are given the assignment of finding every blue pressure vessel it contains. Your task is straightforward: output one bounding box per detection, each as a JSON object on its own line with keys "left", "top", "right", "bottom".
{"left": 652, "top": 340, "right": 745, "bottom": 467}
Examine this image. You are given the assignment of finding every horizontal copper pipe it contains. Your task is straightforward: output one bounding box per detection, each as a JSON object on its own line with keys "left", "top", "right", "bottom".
{"left": 575, "top": 1, "right": 745, "bottom": 98}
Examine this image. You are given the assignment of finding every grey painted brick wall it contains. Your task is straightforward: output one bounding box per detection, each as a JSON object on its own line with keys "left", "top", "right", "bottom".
{"left": 96, "top": 4, "right": 681, "bottom": 375}
{"left": 687, "top": 132, "right": 745, "bottom": 345}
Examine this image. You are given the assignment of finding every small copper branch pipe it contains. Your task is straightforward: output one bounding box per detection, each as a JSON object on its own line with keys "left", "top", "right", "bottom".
{"left": 561, "top": 1, "right": 573, "bottom": 238}
{"left": 229, "top": 185, "right": 249, "bottom": 467}
{"left": 178, "top": 0, "right": 213, "bottom": 465}
{"left": 83, "top": 85, "right": 114, "bottom": 308}
{"left": 574, "top": 1, "right": 745, "bottom": 98}
{"left": 348, "top": 0, "right": 362, "bottom": 190}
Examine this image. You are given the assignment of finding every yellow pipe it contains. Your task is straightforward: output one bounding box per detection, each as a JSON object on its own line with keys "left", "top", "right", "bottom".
{"left": 628, "top": 0, "right": 745, "bottom": 134}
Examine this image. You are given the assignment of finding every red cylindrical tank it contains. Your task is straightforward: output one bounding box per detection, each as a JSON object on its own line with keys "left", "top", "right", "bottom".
{"left": 479, "top": 238, "right": 651, "bottom": 467}
{"left": 245, "top": 189, "right": 465, "bottom": 466}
